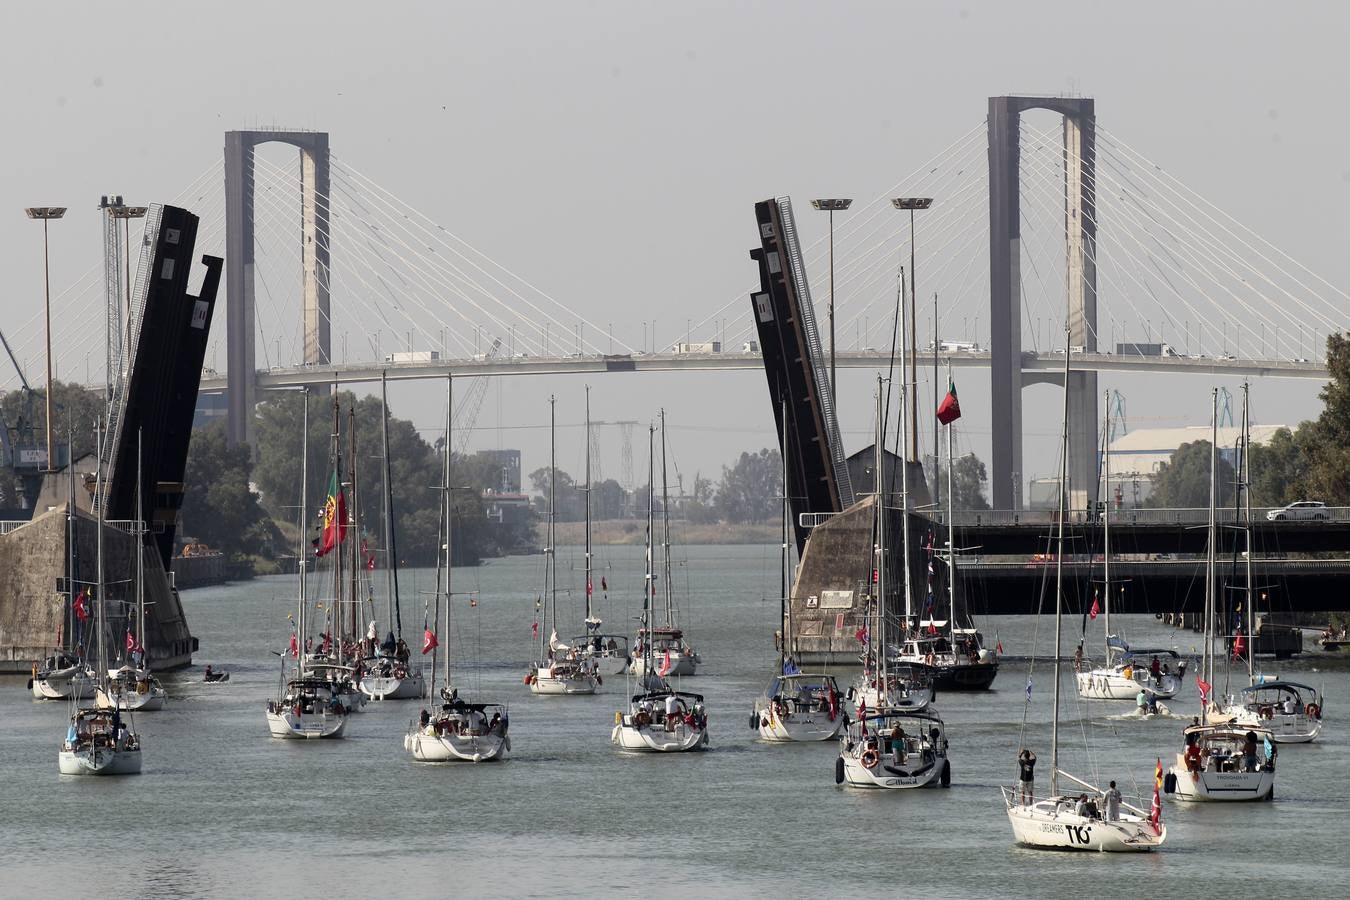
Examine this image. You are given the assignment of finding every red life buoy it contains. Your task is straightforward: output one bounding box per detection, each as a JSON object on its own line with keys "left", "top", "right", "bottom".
{"left": 861, "top": 748, "right": 880, "bottom": 769}
{"left": 1307, "top": 702, "right": 1321, "bottom": 718}
{"left": 524, "top": 674, "right": 534, "bottom": 685}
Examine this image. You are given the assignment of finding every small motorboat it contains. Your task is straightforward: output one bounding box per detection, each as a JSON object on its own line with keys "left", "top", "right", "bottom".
{"left": 203, "top": 666, "right": 231, "bottom": 683}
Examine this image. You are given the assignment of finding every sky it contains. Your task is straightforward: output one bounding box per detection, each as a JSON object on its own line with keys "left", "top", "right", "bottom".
{"left": 2, "top": 1, "right": 1348, "bottom": 496}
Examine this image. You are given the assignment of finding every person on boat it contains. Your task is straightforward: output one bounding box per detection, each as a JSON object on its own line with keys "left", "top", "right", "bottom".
{"left": 889, "top": 725, "right": 907, "bottom": 763}
{"left": 1103, "top": 781, "right": 1122, "bottom": 821}
{"left": 1282, "top": 695, "right": 1297, "bottom": 715}
{"left": 205, "top": 664, "right": 214, "bottom": 680}
{"left": 1136, "top": 689, "right": 1149, "bottom": 713}
{"left": 1018, "top": 749, "right": 1036, "bottom": 804}
{"left": 1149, "top": 655, "right": 1161, "bottom": 681}
{"left": 664, "top": 693, "right": 680, "bottom": 731}
{"left": 488, "top": 711, "right": 503, "bottom": 733}
{"left": 1073, "top": 644, "right": 1084, "bottom": 671}
{"left": 1242, "top": 732, "right": 1259, "bottom": 772}
{"left": 1184, "top": 735, "right": 1203, "bottom": 773}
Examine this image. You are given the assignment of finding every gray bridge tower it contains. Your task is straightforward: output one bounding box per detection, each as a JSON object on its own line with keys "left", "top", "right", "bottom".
{"left": 224, "top": 130, "right": 331, "bottom": 449}
{"left": 988, "top": 96, "right": 1097, "bottom": 509}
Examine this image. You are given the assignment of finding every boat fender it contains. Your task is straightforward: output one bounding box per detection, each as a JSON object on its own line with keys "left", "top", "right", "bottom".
{"left": 596, "top": 675, "right": 602, "bottom": 686}
{"left": 846, "top": 687, "right": 855, "bottom": 702}
{"left": 1163, "top": 772, "right": 1177, "bottom": 794}
{"left": 861, "top": 748, "right": 880, "bottom": 769}
{"left": 26, "top": 678, "right": 33, "bottom": 690}
{"left": 940, "top": 760, "right": 951, "bottom": 788}
{"left": 748, "top": 712, "right": 758, "bottom": 730}
{"left": 1306, "top": 703, "right": 1320, "bottom": 718}
{"left": 523, "top": 674, "right": 534, "bottom": 685}
{"left": 761, "top": 718, "right": 771, "bottom": 730}
{"left": 835, "top": 756, "right": 845, "bottom": 784}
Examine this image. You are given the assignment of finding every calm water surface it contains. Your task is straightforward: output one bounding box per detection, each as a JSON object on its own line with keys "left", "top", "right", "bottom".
{"left": 2, "top": 543, "right": 1347, "bottom": 899}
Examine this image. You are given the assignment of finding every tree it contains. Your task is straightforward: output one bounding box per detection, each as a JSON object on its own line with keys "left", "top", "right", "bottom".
{"left": 1248, "top": 427, "right": 1306, "bottom": 507}
{"left": 528, "top": 466, "right": 583, "bottom": 521}
{"left": 180, "top": 423, "right": 274, "bottom": 561}
{"left": 715, "top": 448, "right": 782, "bottom": 523}
{"left": 1146, "top": 440, "right": 1236, "bottom": 509}
{"left": 946, "top": 453, "right": 991, "bottom": 510}
{"left": 1293, "top": 333, "right": 1350, "bottom": 505}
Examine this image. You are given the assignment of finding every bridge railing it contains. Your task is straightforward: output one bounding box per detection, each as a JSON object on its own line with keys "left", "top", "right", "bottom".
{"left": 923, "top": 507, "right": 1350, "bottom": 527}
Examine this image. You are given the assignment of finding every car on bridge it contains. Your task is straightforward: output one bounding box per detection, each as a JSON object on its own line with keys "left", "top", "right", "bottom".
{"left": 1267, "top": 500, "right": 1329, "bottom": 522}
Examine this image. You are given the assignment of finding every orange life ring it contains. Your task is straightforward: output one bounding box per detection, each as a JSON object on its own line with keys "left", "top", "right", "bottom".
{"left": 1306, "top": 702, "right": 1320, "bottom": 718}
{"left": 861, "top": 748, "right": 880, "bottom": 769}
{"left": 524, "top": 673, "right": 534, "bottom": 685}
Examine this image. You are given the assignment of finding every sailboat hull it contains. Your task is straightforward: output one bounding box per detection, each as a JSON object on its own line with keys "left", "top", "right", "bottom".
{"left": 852, "top": 683, "right": 933, "bottom": 713}
{"left": 630, "top": 652, "right": 698, "bottom": 678}
{"left": 840, "top": 750, "right": 946, "bottom": 789}
{"left": 266, "top": 709, "right": 348, "bottom": 739}
{"left": 1076, "top": 669, "right": 1181, "bottom": 701}
{"left": 404, "top": 729, "right": 508, "bottom": 762}
{"left": 1004, "top": 795, "right": 1165, "bottom": 851}
{"left": 929, "top": 662, "right": 997, "bottom": 691}
{"left": 1167, "top": 763, "right": 1274, "bottom": 801}
{"left": 95, "top": 684, "right": 167, "bottom": 712}
{"left": 1225, "top": 709, "right": 1321, "bottom": 743}
{"left": 528, "top": 670, "right": 598, "bottom": 695}
{"left": 32, "top": 672, "right": 94, "bottom": 700}
{"left": 611, "top": 722, "right": 707, "bottom": 752}
{"left": 359, "top": 669, "right": 425, "bottom": 701}
{"left": 58, "top": 747, "right": 142, "bottom": 776}
{"left": 756, "top": 709, "right": 845, "bottom": 742}
{"left": 579, "top": 650, "right": 629, "bottom": 677}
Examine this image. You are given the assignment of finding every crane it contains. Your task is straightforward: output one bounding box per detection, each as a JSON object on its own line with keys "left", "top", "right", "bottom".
{"left": 0, "top": 327, "right": 48, "bottom": 509}
{"left": 453, "top": 338, "right": 503, "bottom": 458}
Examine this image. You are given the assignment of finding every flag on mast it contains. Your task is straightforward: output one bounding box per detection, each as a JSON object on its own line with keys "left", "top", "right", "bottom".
{"left": 1150, "top": 758, "right": 1164, "bottom": 834}
{"left": 316, "top": 471, "right": 348, "bottom": 557}
{"left": 936, "top": 374, "right": 962, "bottom": 424}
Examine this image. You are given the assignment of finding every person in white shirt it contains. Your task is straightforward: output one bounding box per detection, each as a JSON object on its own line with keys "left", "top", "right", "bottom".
{"left": 665, "top": 693, "right": 680, "bottom": 730}
{"left": 1103, "top": 781, "right": 1122, "bottom": 821}
{"left": 1282, "top": 696, "right": 1296, "bottom": 715}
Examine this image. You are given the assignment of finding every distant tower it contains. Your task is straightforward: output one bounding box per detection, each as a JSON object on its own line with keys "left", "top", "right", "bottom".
{"left": 224, "top": 130, "right": 331, "bottom": 450}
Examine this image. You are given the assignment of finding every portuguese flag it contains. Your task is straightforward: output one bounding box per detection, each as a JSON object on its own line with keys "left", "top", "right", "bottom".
{"left": 315, "top": 471, "right": 348, "bottom": 557}
{"left": 936, "top": 375, "right": 961, "bottom": 425}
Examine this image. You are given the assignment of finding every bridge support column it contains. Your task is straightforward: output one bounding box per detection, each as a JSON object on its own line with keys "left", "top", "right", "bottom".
{"left": 988, "top": 97, "right": 1098, "bottom": 510}
{"left": 224, "top": 130, "right": 331, "bottom": 450}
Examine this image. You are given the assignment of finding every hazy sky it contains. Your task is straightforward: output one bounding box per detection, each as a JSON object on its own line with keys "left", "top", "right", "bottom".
{"left": 2, "top": 2, "right": 1348, "bottom": 494}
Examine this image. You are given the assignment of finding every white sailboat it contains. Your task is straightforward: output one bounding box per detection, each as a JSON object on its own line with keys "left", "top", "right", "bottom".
{"left": 406, "top": 375, "right": 510, "bottom": 762}
{"left": 59, "top": 419, "right": 143, "bottom": 776}
{"left": 570, "top": 387, "right": 630, "bottom": 677}
{"left": 1166, "top": 387, "right": 1277, "bottom": 799}
{"left": 359, "top": 373, "right": 425, "bottom": 701}
{"left": 1003, "top": 344, "right": 1165, "bottom": 850}
{"left": 753, "top": 401, "right": 846, "bottom": 743}
{"left": 612, "top": 420, "right": 709, "bottom": 753}
{"left": 527, "top": 395, "right": 600, "bottom": 695}
{"left": 1076, "top": 395, "right": 1183, "bottom": 704}
{"left": 266, "top": 391, "right": 351, "bottom": 740}
{"left": 630, "top": 410, "right": 701, "bottom": 679}
{"left": 851, "top": 376, "right": 933, "bottom": 713}
{"left": 97, "top": 431, "right": 166, "bottom": 712}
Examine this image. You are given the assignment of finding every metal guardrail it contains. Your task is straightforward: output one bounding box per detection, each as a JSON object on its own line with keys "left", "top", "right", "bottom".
{"left": 922, "top": 507, "right": 1350, "bottom": 528}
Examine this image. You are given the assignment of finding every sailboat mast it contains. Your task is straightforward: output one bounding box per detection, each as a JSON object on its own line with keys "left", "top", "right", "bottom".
{"left": 644, "top": 423, "right": 656, "bottom": 673}
{"left": 898, "top": 277, "right": 913, "bottom": 626}
{"left": 660, "top": 410, "right": 674, "bottom": 627}
{"left": 136, "top": 428, "right": 145, "bottom": 664}
{"left": 381, "top": 372, "right": 404, "bottom": 640}
{"left": 331, "top": 397, "right": 343, "bottom": 664}
{"left": 1051, "top": 336, "right": 1071, "bottom": 798}
{"left": 1204, "top": 387, "right": 1219, "bottom": 724}
{"left": 442, "top": 375, "right": 453, "bottom": 691}
{"left": 584, "top": 386, "right": 593, "bottom": 625}
{"left": 1241, "top": 382, "right": 1254, "bottom": 684}
{"left": 349, "top": 406, "right": 360, "bottom": 653}
{"left": 66, "top": 418, "right": 76, "bottom": 657}
{"left": 546, "top": 395, "right": 556, "bottom": 653}
{"left": 95, "top": 418, "right": 106, "bottom": 682}
{"left": 781, "top": 393, "right": 791, "bottom": 672}
{"left": 945, "top": 391, "right": 956, "bottom": 635}
{"left": 298, "top": 389, "right": 308, "bottom": 666}
{"left": 1102, "top": 390, "right": 1111, "bottom": 657}
{"left": 874, "top": 377, "right": 886, "bottom": 683}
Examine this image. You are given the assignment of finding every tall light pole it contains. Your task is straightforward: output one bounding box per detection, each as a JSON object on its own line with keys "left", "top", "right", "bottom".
{"left": 812, "top": 198, "right": 852, "bottom": 410}
{"left": 26, "top": 207, "right": 67, "bottom": 472}
{"left": 892, "top": 197, "right": 932, "bottom": 463}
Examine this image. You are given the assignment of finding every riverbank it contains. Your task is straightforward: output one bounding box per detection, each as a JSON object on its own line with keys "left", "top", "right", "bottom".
{"left": 548, "top": 519, "right": 778, "bottom": 545}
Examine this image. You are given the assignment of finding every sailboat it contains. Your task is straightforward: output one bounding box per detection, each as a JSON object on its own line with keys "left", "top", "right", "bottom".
{"left": 359, "top": 373, "right": 425, "bottom": 701}
{"left": 570, "top": 387, "right": 629, "bottom": 676}
{"left": 753, "top": 394, "right": 845, "bottom": 742}
{"left": 1076, "top": 393, "right": 1184, "bottom": 704}
{"left": 527, "top": 395, "right": 600, "bottom": 695}
{"left": 1003, "top": 343, "right": 1165, "bottom": 850}
{"left": 851, "top": 376, "right": 933, "bottom": 713}
{"left": 612, "top": 419, "right": 709, "bottom": 753}
{"left": 266, "top": 392, "right": 351, "bottom": 740}
{"left": 893, "top": 370, "right": 998, "bottom": 692}
{"left": 630, "top": 410, "right": 701, "bottom": 679}
{"left": 33, "top": 444, "right": 94, "bottom": 701}
{"left": 59, "top": 419, "right": 143, "bottom": 775}
{"left": 406, "top": 375, "right": 510, "bottom": 762}
{"left": 96, "top": 431, "right": 166, "bottom": 712}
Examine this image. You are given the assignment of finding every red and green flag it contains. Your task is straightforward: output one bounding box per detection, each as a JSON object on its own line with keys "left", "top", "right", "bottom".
{"left": 936, "top": 375, "right": 961, "bottom": 425}
{"left": 315, "top": 471, "right": 348, "bottom": 557}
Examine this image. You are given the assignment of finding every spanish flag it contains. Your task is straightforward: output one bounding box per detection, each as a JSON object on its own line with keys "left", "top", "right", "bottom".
{"left": 315, "top": 471, "right": 348, "bottom": 557}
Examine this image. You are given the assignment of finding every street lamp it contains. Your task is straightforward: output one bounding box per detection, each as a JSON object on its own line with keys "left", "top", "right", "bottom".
{"left": 892, "top": 197, "right": 932, "bottom": 464}
{"left": 812, "top": 198, "right": 852, "bottom": 410}
{"left": 26, "top": 206, "right": 67, "bottom": 472}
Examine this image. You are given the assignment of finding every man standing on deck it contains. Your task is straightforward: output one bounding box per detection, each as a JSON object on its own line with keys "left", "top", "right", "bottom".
{"left": 1103, "top": 781, "right": 1122, "bottom": 821}
{"left": 1018, "top": 749, "right": 1037, "bottom": 805}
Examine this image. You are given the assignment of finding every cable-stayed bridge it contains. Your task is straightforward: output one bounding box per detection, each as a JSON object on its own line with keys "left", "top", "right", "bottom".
{"left": 9, "top": 97, "right": 1348, "bottom": 507}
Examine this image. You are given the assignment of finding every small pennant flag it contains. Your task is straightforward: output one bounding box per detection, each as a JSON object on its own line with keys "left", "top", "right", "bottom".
{"left": 586, "top": 578, "right": 593, "bottom": 597}
{"left": 854, "top": 624, "right": 870, "bottom": 646}
{"left": 1089, "top": 593, "right": 1100, "bottom": 620}
{"left": 73, "top": 590, "right": 89, "bottom": 622}
{"left": 996, "top": 638, "right": 1004, "bottom": 655}
{"left": 531, "top": 620, "right": 539, "bottom": 637}
{"left": 288, "top": 631, "right": 299, "bottom": 658}
{"left": 601, "top": 576, "right": 608, "bottom": 592}
{"left": 422, "top": 628, "right": 438, "bottom": 654}
{"left": 1196, "top": 676, "right": 1212, "bottom": 704}
{"left": 936, "top": 375, "right": 961, "bottom": 424}
{"left": 1231, "top": 633, "right": 1246, "bottom": 660}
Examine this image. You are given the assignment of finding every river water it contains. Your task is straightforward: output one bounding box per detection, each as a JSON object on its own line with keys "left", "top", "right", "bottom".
{"left": 2, "top": 543, "right": 1347, "bottom": 899}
